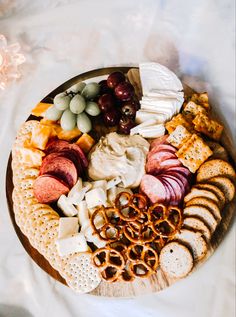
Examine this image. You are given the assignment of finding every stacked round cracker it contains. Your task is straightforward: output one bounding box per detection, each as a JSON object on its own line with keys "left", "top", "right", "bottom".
{"left": 12, "top": 121, "right": 101, "bottom": 293}
{"left": 160, "top": 158, "right": 236, "bottom": 279}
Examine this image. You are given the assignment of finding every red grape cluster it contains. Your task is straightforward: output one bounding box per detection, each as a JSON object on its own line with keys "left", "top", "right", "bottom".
{"left": 98, "top": 71, "right": 139, "bottom": 134}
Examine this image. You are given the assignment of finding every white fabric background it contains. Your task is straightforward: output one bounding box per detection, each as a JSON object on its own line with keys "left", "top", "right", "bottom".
{"left": 0, "top": 1, "right": 235, "bottom": 316}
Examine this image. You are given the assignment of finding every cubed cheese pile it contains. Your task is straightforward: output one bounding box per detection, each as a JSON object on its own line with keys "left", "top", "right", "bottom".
{"left": 131, "top": 62, "right": 184, "bottom": 138}
{"left": 55, "top": 177, "right": 133, "bottom": 255}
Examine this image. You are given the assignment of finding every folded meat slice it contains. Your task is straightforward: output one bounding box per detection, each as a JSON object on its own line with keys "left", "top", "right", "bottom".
{"left": 140, "top": 174, "right": 168, "bottom": 203}
{"left": 33, "top": 174, "right": 70, "bottom": 203}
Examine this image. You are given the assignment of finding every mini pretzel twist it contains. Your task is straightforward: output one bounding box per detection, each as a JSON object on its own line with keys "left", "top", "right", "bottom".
{"left": 92, "top": 247, "right": 125, "bottom": 282}
{"left": 115, "top": 192, "right": 148, "bottom": 222}
{"left": 91, "top": 206, "right": 123, "bottom": 242}
{"left": 148, "top": 204, "right": 182, "bottom": 238}
{"left": 126, "top": 244, "right": 159, "bottom": 278}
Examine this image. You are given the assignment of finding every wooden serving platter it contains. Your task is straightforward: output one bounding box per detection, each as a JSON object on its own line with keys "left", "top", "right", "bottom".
{"left": 5, "top": 67, "right": 236, "bottom": 297}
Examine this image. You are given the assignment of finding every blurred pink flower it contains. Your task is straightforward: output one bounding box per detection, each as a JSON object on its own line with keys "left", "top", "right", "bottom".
{"left": 0, "top": 34, "right": 25, "bottom": 90}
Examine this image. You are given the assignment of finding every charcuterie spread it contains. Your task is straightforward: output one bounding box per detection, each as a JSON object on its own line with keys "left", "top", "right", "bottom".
{"left": 10, "top": 63, "right": 236, "bottom": 294}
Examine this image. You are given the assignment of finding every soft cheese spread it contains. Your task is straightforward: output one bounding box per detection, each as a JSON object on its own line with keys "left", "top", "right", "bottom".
{"left": 88, "top": 132, "right": 150, "bottom": 188}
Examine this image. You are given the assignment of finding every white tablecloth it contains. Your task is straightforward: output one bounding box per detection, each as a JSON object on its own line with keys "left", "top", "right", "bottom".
{"left": 0, "top": 1, "right": 235, "bottom": 316}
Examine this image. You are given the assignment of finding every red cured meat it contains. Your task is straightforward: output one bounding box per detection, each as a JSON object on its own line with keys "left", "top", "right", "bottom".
{"left": 40, "top": 155, "right": 77, "bottom": 188}
{"left": 148, "top": 150, "right": 176, "bottom": 163}
{"left": 159, "top": 176, "right": 177, "bottom": 205}
{"left": 166, "top": 166, "right": 191, "bottom": 179}
{"left": 148, "top": 144, "right": 176, "bottom": 158}
{"left": 150, "top": 135, "right": 169, "bottom": 150}
{"left": 159, "top": 159, "right": 182, "bottom": 169}
{"left": 140, "top": 174, "right": 168, "bottom": 204}
{"left": 161, "top": 175, "right": 183, "bottom": 202}
{"left": 33, "top": 174, "right": 69, "bottom": 203}
{"left": 46, "top": 140, "right": 88, "bottom": 168}
{"left": 165, "top": 171, "right": 190, "bottom": 194}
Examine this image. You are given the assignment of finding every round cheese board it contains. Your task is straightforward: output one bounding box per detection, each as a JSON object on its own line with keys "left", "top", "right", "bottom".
{"left": 6, "top": 65, "right": 236, "bottom": 297}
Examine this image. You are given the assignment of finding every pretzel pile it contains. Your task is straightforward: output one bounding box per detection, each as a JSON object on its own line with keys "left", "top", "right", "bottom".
{"left": 91, "top": 192, "right": 183, "bottom": 282}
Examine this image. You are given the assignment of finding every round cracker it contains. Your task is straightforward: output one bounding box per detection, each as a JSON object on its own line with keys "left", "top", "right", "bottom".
{"left": 62, "top": 252, "right": 101, "bottom": 293}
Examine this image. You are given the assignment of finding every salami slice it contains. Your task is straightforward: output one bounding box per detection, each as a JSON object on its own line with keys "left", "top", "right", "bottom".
{"left": 40, "top": 155, "right": 77, "bottom": 188}
{"left": 33, "top": 174, "right": 69, "bottom": 203}
{"left": 140, "top": 174, "right": 167, "bottom": 204}
{"left": 156, "top": 176, "right": 171, "bottom": 204}
{"left": 148, "top": 150, "right": 176, "bottom": 163}
{"left": 150, "top": 135, "right": 169, "bottom": 150}
{"left": 165, "top": 171, "right": 190, "bottom": 194}
{"left": 159, "top": 159, "right": 182, "bottom": 169}
{"left": 148, "top": 144, "right": 176, "bottom": 158}
{"left": 159, "top": 176, "right": 177, "bottom": 205}
{"left": 46, "top": 139, "right": 88, "bottom": 168}
{"left": 167, "top": 166, "right": 192, "bottom": 179}
{"left": 161, "top": 175, "right": 183, "bottom": 202}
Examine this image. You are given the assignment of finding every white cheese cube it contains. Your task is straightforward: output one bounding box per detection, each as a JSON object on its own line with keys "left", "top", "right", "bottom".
{"left": 68, "top": 178, "right": 82, "bottom": 199}
{"left": 58, "top": 217, "right": 79, "bottom": 239}
{"left": 135, "top": 110, "right": 167, "bottom": 124}
{"left": 83, "top": 224, "right": 106, "bottom": 248}
{"left": 130, "top": 119, "right": 158, "bottom": 135}
{"left": 106, "top": 177, "right": 122, "bottom": 190}
{"left": 91, "top": 180, "right": 107, "bottom": 192}
{"left": 57, "top": 195, "right": 78, "bottom": 217}
{"left": 85, "top": 188, "right": 107, "bottom": 209}
{"left": 67, "top": 183, "right": 92, "bottom": 205}
{"left": 77, "top": 201, "right": 90, "bottom": 231}
{"left": 107, "top": 186, "right": 133, "bottom": 205}
{"left": 56, "top": 233, "right": 90, "bottom": 256}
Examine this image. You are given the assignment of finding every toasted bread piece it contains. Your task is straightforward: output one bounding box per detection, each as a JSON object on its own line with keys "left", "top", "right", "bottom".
{"left": 196, "top": 159, "right": 236, "bottom": 182}
{"left": 183, "top": 216, "right": 211, "bottom": 241}
{"left": 206, "top": 141, "right": 228, "bottom": 162}
{"left": 185, "top": 197, "right": 221, "bottom": 222}
{"left": 193, "top": 113, "right": 223, "bottom": 141}
{"left": 159, "top": 242, "right": 193, "bottom": 279}
{"left": 172, "top": 229, "right": 207, "bottom": 261}
{"left": 184, "top": 188, "right": 220, "bottom": 209}
{"left": 183, "top": 206, "right": 217, "bottom": 233}
{"left": 194, "top": 183, "right": 226, "bottom": 208}
{"left": 167, "top": 125, "right": 192, "bottom": 149}
{"left": 207, "top": 176, "right": 235, "bottom": 203}
{"left": 176, "top": 134, "right": 213, "bottom": 173}
{"left": 165, "top": 114, "right": 193, "bottom": 134}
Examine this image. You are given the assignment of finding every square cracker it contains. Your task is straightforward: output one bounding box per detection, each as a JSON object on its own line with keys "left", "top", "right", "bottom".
{"left": 182, "top": 101, "right": 207, "bottom": 118}
{"left": 167, "top": 125, "right": 192, "bottom": 149}
{"left": 165, "top": 114, "right": 193, "bottom": 134}
{"left": 193, "top": 113, "right": 224, "bottom": 141}
{"left": 176, "top": 134, "right": 213, "bottom": 173}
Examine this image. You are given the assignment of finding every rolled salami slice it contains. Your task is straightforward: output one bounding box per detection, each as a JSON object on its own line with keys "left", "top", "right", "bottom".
{"left": 167, "top": 166, "right": 192, "bottom": 179}
{"left": 140, "top": 174, "right": 168, "bottom": 204}
{"left": 33, "top": 174, "right": 70, "bottom": 203}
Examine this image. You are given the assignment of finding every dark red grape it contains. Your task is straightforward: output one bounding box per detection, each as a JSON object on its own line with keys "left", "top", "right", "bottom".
{"left": 98, "top": 94, "right": 115, "bottom": 112}
{"left": 121, "top": 103, "right": 137, "bottom": 118}
{"left": 99, "top": 80, "right": 111, "bottom": 95}
{"left": 118, "top": 116, "right": 135, "bottom": 134}
{"left": 103, "top": 109, "right": 120, "bottom": 126}
{"left": 115, "top": 82, "right": 134, "bottom": 101}
{"left": 107, "top": 71, "right": 125, "bottom": 89}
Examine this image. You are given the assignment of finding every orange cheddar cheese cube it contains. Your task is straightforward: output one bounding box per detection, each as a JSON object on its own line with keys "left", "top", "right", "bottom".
{"left": 31, "top": 124, "right": 53, "bottom": 150}
{"left": 31, "top": 102, "right": 52, "bottom": 117}
{"left": 76, "top": 133, "right": 95, "bottom": 153}
{"left": 18, "top": 146, "right": 45, "bottom": 166}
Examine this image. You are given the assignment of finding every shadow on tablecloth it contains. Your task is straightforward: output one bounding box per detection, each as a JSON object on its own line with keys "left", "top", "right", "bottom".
{"left": 0, "top": 304, "right": 33, "bottom": 317}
